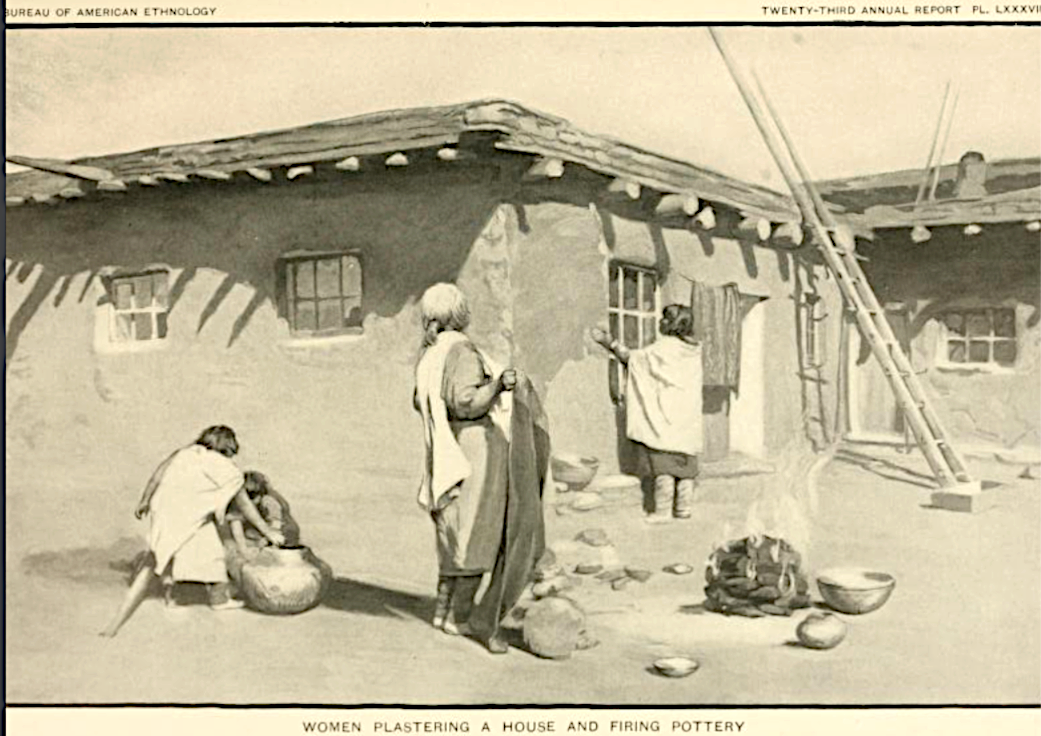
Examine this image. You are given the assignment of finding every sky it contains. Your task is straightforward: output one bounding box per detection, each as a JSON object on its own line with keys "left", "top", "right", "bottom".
{"left": 5, "top": 26, "right": 1040, "bottom": 188}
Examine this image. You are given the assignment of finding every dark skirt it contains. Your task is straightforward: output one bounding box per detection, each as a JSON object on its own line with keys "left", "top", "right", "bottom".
{"left": 635, "top": 442, "right": 700, "bottom": 480}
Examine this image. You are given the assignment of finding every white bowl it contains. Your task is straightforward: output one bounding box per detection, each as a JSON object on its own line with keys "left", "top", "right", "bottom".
{"left": 653, "top": 656, "right": 700, "bottom": 678}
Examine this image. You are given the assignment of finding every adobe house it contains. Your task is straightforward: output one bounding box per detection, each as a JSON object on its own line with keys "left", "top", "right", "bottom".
{"left": 5, "top": 99, "right": 850, "bottom": 553}
{"left": 818, "top": 153, "right": 1041, "bottom": 461}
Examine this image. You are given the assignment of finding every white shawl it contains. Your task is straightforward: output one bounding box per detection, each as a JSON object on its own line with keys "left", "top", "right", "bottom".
{"left": 147, "top": 445, "right": 244, "bottom": 571}
{"left": 415, "top": 331, "right": 512, "bottom": 511}
{"left": 625, "top": 336, "right": 704, "bottom": 456}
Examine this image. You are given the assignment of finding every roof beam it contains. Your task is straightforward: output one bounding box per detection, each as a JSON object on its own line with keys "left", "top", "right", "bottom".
{"left": 6, "top": 155, "right": 116, "bottom": 182}
{"left": 738, "top": 215, "right": 772, "bottom": 241}
{"left": 246, "top": 168, "right": 273, "bottom": 182}
{"left": 655, "top": 194, "right": 700, "bottom": 217}
{"left": 607, "top": 178, "right": 641, "bottom": 200}
{"left": 525, "top": 157, "right": 564, "bottom": 179}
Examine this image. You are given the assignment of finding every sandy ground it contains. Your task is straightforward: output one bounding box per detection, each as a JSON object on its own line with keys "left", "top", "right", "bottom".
{"left": 5, "top": 448, "right": 1039, "bottom": 705}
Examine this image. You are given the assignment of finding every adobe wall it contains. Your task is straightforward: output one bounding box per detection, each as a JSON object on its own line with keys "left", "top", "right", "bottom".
{"left": 5, "top": 165, "right": 511, "bottom": 558}
{"left": 508, "top": 200, "right": 842, "bottom": 474}
{"left": 859, "top": 226, "right": 1041, "bottom": 453}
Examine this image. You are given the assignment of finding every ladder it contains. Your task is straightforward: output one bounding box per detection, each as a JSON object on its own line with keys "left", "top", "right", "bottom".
{"left": 817, "top": 222, "right": 973, "bottom": 488}
{"left": 709, "top": 29, "right": 978, "bottom": 491}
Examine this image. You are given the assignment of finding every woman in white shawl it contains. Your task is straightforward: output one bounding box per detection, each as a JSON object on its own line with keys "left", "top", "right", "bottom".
{"left": 593, "top": 304, "right": 703, "bottom": 522}
{"left": 414, "top": 284, "right": 517, "bottom": 653}
{"left": 100, "top": 426, "right": 285, "bottom": 637}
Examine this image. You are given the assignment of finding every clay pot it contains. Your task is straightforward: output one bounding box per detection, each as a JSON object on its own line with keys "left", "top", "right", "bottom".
{"left": 796, "top": 612, "right": 848, "bottom": 650}
{"left": 523, "top": 596, "right": 586, "bottom": 659}
{"left": 238, "top": 545, "right": 332, "bottom": 615}
{"left": 551, "top": 454, "right": 599, "bottom": 489}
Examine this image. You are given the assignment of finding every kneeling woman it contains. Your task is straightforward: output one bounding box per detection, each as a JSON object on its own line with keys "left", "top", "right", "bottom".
{"left": 101, "top": 426, "right": 285, "bottom": 637}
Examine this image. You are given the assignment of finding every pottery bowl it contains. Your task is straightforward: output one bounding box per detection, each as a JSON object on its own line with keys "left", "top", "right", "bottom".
{"left": 817, "top": 567, "right": 895, "bottom": 615}
{"left": 551, "top": 454, "right": 600, "bottom": 489}
{"left": 653, "top": 656, "right": 700, "bottom": 678}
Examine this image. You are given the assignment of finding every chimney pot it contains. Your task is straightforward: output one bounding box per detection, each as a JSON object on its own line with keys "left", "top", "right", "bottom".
{"left": 955, "top": 151, "right": 988, "bottom": 199}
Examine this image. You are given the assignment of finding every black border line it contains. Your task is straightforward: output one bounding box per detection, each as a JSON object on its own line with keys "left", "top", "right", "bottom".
{"left": 3, "top": 18, "right": 1040, "bottom": 712}
{"left": 3, "top": 21, "right": 1040, "bottom": 30}
{"left": 5, "top": 703, "right": 1041, "bottom": 708}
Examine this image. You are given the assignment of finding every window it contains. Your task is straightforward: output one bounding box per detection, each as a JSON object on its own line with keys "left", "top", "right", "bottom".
{"left": 800, "top": 294, "right": 826, "bottom": 368}
{"left": 607, "top": 262, "right": 658, "bottom": 402}
{"left": 939, "top": 308, "right": 1016, "bottom": 367}
{"left": 107, "top": 270, "right": 169, "bottom": 343}
{"left": 283, "top": 253, "right": 363, "bottom": 336}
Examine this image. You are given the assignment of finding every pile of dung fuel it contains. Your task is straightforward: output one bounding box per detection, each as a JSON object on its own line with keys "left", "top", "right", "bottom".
{"left": 703, "top": 535, "right": 811, "bottom": 617}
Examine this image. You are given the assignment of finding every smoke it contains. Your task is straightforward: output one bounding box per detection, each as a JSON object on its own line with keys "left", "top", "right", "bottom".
{"left": 741, "top": 440, "right": 836, "bottom": 570}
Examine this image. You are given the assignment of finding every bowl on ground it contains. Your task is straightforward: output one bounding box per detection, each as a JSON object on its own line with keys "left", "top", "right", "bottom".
{"left": 816, "top": 567, "right": 895, "bottom": 615}
{"left": 652, "top": 656, "right": 700, "bottom": 678}
{"left": 551, "top": 454, "right": 599, "bottom": 490}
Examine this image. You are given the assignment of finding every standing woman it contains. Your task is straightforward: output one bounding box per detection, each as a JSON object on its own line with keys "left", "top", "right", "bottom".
{"left": 592, "top": 305, "right": 703, "bottom": 522}
{"left": 414, "top": 283, "right": 518, "bottom": 653}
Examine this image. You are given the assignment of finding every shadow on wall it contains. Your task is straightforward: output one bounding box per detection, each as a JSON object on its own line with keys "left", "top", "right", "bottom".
{"left": 862, "top": 225, "right": 1041, "bottom": 340}
{"left": 5, "top": 170, "right": 508, "bottom": 367}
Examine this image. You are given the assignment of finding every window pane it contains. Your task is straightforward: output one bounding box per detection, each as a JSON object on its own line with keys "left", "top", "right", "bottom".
{"left": 114, "top": 313, "right": 133, "bottom": 341}
{"left": 968, "top": 340, "right": 990, "bottom": 363}
{"left": 316, "top": 258, "right": 341, "bottom": 298}
{"left": 623, "top": 269, "right": 638, "bottom": 310}
{"left": 133, "top": 312, "right": 153, "bottom": 341}
{"left": 623, "top": 315, "right": 640, "bottom": 348}
{"left": 608, "top": 266, "right": 619, "bottom": 308}
{"left": 156, "top": 312, "right": 168, "bottom": 339}
{"left": 153, "top": 272, "right": 169, "bottom": 307}
{"left": 114, "top": 282, "right": 133, "bottom": 310}
{"left": 947, "top": 341, "right": 966, "bottom": 363}
{"left": 342, "top": 256, "right": 362, "bottom": 297}
{"left": 132, "top": 275, "right": 154, "bottom": 308}
{"left": 295, "top": 300, "right": 317, "bottom": 331}
{"left": 343, "top": 295, "right": 363, "bottom": 327}
{"left": 609, "top": 313, "right": 619, "bottom": 341}
{"left": 317, "top": 299, "right": 343, "bottom": 331}
{"left": 966, "top": 312, "right": 990, "bottom": 337}
{"left": 640, "top": 272, "right": 656, "bottom": 313}
{"left": 993, "top": 309, "right": 1015, "bottom": 338}
{"left": 993, "top": 340, "right": 1016, "bottom": 366}
{"left": 944, "top": 313, "right": 965, "bottom": 336}
{"left": 643, "top": 316, "right": 656, "bottom": 346}
{"left": 295, "top": 262, "right": 316, "bottom": 298}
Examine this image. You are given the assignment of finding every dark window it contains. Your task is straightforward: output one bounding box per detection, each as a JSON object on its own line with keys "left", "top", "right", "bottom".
{"left": 941, "top": 308, "right": 1017, "bottom": 367}
{"left": 108, "top": 270, "right": 169, "bottom": 343}
{"left": 283, "top": 253, "right": 363, "bottom": 336}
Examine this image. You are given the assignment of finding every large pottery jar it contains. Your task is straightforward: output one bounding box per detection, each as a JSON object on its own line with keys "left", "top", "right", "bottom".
{"left": 239, "top": 545, "right": 332, "bottom": 615}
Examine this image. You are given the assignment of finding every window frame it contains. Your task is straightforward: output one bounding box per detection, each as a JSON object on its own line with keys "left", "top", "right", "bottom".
{"left": 607, "top": 261, "right": 660, "bottom": 404}
{"left": 935, "top": 307, "right": 1017, "bottom": 370}
{"left": 800, "top": 293, "right": 827, "bottom": 369}
{"left": 280, "top": 250, "right": 365, "bottom": 338}
{"left": 105, "top": 269, "right": 171, "bottom": 345}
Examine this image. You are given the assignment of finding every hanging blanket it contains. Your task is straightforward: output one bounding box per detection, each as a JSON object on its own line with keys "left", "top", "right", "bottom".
{"left": 691, "top": 281, "right": 742, "bottom": 389}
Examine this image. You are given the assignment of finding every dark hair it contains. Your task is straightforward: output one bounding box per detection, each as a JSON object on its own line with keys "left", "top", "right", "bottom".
{"left": 195, "top": 425, "right": 239, "bottom": 457}
{"left": 660, "top": 304, "right": 695, "bottom": 338}
{"left": 243, "top": 470, "right": 272, "bottom": 498}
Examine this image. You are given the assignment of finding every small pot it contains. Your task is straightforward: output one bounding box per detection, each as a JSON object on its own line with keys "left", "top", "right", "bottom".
{"left": 795, "top": 611, "right": 847, "bottom": 650}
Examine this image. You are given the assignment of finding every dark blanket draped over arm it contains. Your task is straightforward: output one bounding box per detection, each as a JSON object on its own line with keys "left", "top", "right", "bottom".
{"left": 471, "top": 376, "right": 549, "bottom": 642}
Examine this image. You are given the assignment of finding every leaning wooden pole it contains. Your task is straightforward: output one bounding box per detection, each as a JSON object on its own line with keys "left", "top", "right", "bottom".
{"left": 708, "top": 28, "right": 980, "bottom": 501}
